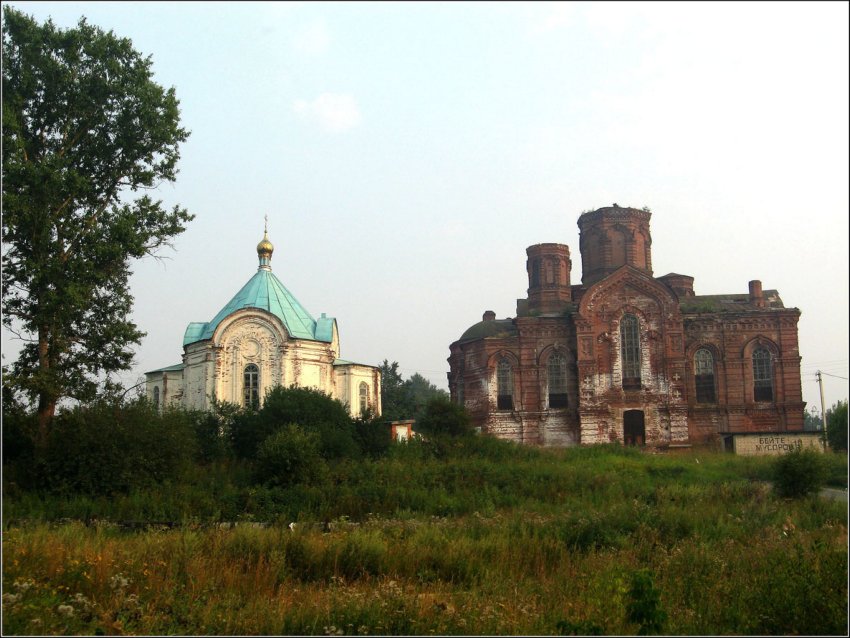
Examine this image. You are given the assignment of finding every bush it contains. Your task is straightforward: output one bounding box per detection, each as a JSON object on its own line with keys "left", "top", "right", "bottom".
{"left": 826, "top": 399, "right": 848, "bottom": 452}
{"left": 352, "top": 410, "right": 392, "bottom": 459}
{"left": 37, "top": 400, "right": 197, "bottom": 495}
{"left": 414, "top": 396, "right": 473, "bottom": 438}
{"left": 626, "top": 569, "right": 667, "bottom": 635}
{"left": 254, "top": 424, "right": 329, "bottom": 488}
{"left": 192, "top": 399, "right": 240, "bottom": 462}
{"left": 232, "top": 385, "right": 358, "bottom": 460}
{"left": 772, "top": 447, "right": 828, "bottom": 498}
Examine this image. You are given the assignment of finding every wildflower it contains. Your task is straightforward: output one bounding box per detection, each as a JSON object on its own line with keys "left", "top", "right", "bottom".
{"left": 109, "top": 574, "right": 131, "bottom": 590}
{"left": 13, "top": 578, "right": 35, "bottom": 592}
{"left": 3, "top": 593, "right": 21, "bottom": 605}
{"left": 30, "top": 619, "right": 43, "bottom": 627}
{"left": 57, "top": 604, "right": 75, "bottom": 617}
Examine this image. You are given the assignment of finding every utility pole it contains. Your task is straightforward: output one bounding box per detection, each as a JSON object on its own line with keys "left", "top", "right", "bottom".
{"left": 816, "top": 370, "right": 828, "bottom": 449}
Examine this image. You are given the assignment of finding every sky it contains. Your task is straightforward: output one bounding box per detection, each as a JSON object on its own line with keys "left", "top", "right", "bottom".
{"left": 3, "top": 1, "right": 849, "bottom": 416}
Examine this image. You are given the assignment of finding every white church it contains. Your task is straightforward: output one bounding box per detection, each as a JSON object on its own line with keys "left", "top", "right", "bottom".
{"left": 145, "top": 224, "right": 381, "bottom": 417}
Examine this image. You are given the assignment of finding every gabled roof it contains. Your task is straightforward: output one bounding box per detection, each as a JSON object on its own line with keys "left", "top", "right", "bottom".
{"left": 183, "top": 268, "right": 334, "bottom": 346}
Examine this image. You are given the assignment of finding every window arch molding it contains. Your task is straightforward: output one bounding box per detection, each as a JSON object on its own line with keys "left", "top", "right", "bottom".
{"left": 537, "top": 345, "right": 573, "bottom": 410}
{"left": 618, "top": 312, "right": 643, "bottom": 391}
{"left": 692, "top": 346, "right": 717, "bottom": 404}
{"left": 243, "top": 363, "right": 260, "bottom": 410}
{"left": 488, "top": 350, "right": 519, "bottom": 411}
{"left": 685, "top": 342, "right": 723, "bottom": 405}
{"left": 359, "top": 381, "right": 370, "bottom": 414}
{"left": 741, "top": 336, "right": 780, "bottom": 403}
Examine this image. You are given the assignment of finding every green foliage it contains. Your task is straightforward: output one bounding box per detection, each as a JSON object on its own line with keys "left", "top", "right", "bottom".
{"left": 1, "top": 7, "right": 192, "bottom": 437}
{"left": 803, "top": 407, "right": 823, "bottom": 432}
{"left": 231, "top": 385, "right": 357, "bottom": 460}
{"left": 192, "top": 399, "right": 239, "bottom": 462}
{"left": 556, "top": 618, "right": 605, "bottom": 635}
{"left": 35, "top": 400, "right": 196, "bottom": 495}
{"left": 771, "top": 447, "right": 828, "bottom": 498}
{"left": 352, "top": 410, "right": 392, "bottom": 459}
{"left": 626, "top": 569, "right": 667, "bottom": 635}
{"left": 254, "top": 425, "right": 329, "bottom": 488}
{"left": 826, "top": 399, "right": 848, "bottom": 451}
{"left": 379, "top": 360, "right": 409, "bottom": 421}
{"left": 405, "top": 372, "right": 449, "bottom": 421}
{"left": 414, "top": 396, "right": 473, "bottom": 438}
{"left": 378, "top": 360, "right": 448, "bottom": 420}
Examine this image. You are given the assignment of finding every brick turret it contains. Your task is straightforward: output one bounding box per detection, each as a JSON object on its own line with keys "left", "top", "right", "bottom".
{"left": 578, "top": 204, "right": 653, "bottom": 285}
{"left": 526, "top": 243, "right": 572, "bottom": 315}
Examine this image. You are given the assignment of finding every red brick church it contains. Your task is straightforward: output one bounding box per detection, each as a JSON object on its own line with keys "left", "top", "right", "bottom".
{"left": 448, "top": 205, "right": 805, "bottom": 448}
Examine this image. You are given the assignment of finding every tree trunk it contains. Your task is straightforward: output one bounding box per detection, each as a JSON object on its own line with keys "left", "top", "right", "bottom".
{"left": 36, "top": 394, "right": 57, "bottom": 449}
{"left": 35, "top": 323, "right": 55, "bottom": 448}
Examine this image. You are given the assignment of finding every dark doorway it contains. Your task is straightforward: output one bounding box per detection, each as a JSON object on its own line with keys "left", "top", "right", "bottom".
{"left": 623, "top": 410, "right": 645, "bottom": 446}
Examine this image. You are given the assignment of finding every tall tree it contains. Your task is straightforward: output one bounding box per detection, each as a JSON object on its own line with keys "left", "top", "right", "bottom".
{"left": 378, "top": 360, "right": 411, "bottom": 421}
{"left": 2, "top": 8, "right": 193, "bottom": 443}
{"left": 404, "top": 372, "right": 449, "bottom": 421}
{"left": 826, "top": 399, "right": 848, "bottom": 452}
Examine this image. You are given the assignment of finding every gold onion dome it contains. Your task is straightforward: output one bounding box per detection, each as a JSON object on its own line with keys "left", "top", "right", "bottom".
{"left": 257, "top": 216, "right": 274, "bottom": 269}
{"left": 257, "top": 232, "right": 274, "bottom": 257}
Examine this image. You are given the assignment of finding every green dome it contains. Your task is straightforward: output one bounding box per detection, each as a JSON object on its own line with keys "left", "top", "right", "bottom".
{"left": 458, "top": 318, "right": 517, "bottom": 343}
{"left": 183, "top": 269, "right": 333, "bottom": 346}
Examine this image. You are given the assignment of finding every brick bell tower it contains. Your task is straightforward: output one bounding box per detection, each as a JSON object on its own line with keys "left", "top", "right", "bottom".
{"left": 526, "top": 243, "right": 572, "bottom": 314}
{"left": 577, "top": 204, "right": 653, "bottom": 286}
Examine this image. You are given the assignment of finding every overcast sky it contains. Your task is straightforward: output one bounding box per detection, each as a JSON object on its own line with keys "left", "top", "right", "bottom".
{"left": 3, "top": 1, "right": 848, "bottom": 414}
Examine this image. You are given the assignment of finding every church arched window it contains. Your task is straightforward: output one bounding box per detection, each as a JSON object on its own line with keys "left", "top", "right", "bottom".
{"left": 753, "top": 347, "right": 773, "bottom": 402}
{"left": 359, "top": 381, "right": 369, "bottom": 414}
{"left": 694, "top": 348, "right": 716, "bottom": 403}
{"left": 497, "top": 358, "right": 514, "bottom": 410}
{"left": 620, "top": 314, "right": 641, "bottom": 390}
{"left": 243, "top": 363, "right": 259, "bottom": 410}
{"left": 153, "top": 386, "right": 160, "bottom": 411}
{"left": 548, "top": 353, "right": 568, "bottom": 408}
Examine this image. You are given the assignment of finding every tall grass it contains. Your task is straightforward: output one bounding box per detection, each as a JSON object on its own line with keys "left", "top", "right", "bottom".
{"left": 3, "top": 444, "right": 847, "bottom": 635}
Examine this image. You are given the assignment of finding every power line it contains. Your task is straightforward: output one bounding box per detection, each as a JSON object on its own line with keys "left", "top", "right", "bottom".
{"left": 820, "top": 371, "right": 849, "bottom": 380}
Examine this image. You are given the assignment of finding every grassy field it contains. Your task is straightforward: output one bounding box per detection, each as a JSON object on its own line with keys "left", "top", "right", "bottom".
{"left": 2, "top": 443, "right": 847, "bottom": 635}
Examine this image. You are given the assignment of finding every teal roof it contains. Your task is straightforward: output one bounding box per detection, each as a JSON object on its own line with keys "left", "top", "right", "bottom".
{"left": 183, "top": 268, "right": 334, "bottom": 346}
{"left": 145, "top": 363, "right": 185, "bottom": 375}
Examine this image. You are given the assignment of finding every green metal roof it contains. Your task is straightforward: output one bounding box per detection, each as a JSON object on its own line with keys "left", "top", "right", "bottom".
{"left": 457, "top": 318, "right": 518, "bottom": 343}
{"left": 183, "top": 268, "right": 334, "bottom": 346}
{"left": 145, "top": 363, "right": 185, "bottom": 375}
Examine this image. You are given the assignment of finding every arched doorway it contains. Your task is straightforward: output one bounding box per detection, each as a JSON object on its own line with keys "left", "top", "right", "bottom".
{"left": 624, "top": 410, "right": 645, "bottom": 446}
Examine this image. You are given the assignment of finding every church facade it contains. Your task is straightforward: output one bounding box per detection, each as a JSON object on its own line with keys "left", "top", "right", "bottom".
{"left": 146, "top": 227, "right": 381, "bottom": 417}
{"left": 448, "top": 205, "right": 805, "bottom": 448}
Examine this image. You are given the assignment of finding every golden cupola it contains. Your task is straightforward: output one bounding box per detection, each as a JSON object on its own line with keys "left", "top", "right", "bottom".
{"left": 257, "top": 217, "right": 274, "bottom": 270}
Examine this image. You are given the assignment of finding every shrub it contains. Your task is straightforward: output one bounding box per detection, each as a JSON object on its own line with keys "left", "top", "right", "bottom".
{"left": 232, "top": 385, "right": 358, "bottom": 460}
{"left": 192, "top": 399, "right": 240, "bottom": 462}
{"left": 352, "top": 411, "right": 392, "bottom": 459}
{"left": 556, "top": 619, "right": 605, "bottom": 635}
{"left": 254, "top": 424, "right": 329, "bottom": 488}
{"left": 626, "top": 569, "right": 667, "bottom": 635}
{"left": 414, "top": 396, "right": 473, "bottom": 438}
{"left": 772, "top": 447, "right": 828, "bottom": 498}
{"left": 37, "top": 400, "right": 196, "bottom": 495}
